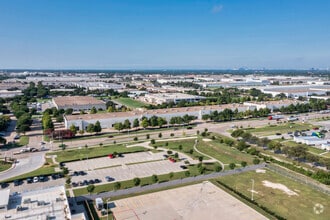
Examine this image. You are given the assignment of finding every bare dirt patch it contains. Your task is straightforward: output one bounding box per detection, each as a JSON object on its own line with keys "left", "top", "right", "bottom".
{"left": 262, "top": 180, "right": 298, "bottom": 196}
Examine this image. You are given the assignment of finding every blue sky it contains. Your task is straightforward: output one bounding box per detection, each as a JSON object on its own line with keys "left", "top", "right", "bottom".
{"left": 0, "top": 0, "right": 329, "bottom": 69}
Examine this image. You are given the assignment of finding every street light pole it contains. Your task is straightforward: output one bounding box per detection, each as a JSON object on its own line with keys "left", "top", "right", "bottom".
{"left": 251, "top": 179, "right": 255, "bottom": 201}
{"left": 107, "top": 198, "right": 111, "bottom": 220}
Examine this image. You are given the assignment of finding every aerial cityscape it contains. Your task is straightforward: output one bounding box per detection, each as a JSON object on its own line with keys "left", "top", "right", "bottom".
{"left": 0, "top": 1, "right": 329, "bottom": 220}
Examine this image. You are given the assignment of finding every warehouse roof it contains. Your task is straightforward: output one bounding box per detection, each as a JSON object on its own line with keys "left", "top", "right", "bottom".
{"left": 53, "top": 96, "right": 105, "bottom": 107}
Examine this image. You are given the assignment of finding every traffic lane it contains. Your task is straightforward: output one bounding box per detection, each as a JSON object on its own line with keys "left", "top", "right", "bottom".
{"left": 0, "top": 152, "right": 45, "bottom": 181}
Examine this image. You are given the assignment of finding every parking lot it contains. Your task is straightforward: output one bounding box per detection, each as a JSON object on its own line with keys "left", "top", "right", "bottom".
{"left": 2, "top": 177, "right": 65, "bottom": 193}
{"left": 66, "top": 151, "right": 166, "bottom": 171}
{"left": 70, "top": 159, "right": 187, "bottom": 186}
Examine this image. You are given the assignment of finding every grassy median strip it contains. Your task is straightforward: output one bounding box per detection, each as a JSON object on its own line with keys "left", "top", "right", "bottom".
{"left": 2, "top": 165, "right": 57, "bottom": 182}
{"left": 48, "top": 144, "right": 147, "bottom": 162}
{"left": 246, "top": 122, "right": 314, "bottom": 136}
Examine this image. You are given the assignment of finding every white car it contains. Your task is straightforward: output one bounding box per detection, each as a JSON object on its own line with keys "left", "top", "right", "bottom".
{"left": 33, "top": 177, "right": 39, "bottom": 183}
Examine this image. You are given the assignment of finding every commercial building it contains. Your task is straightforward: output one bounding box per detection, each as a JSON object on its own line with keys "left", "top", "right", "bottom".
{"left": 0, "top": 90, "right": 23, "bottom": 98}
{"left": 143, "top": 93, "right": 206, "bottom": 104}
{"left": 293, "top": 136, "right": 329, "bottom": 147}
{"left": 0, "top": 186, "right": 82, "bottom": 220}
{"left": 260, "top": 85, "right": 330, "bottom": 98}
{"left": 0, "top": 189, "right": 10, "bottom": 212}
{"left": 53, "top": 96, "right": 106, "bottom": 111}
{"left": 243, "top": 100, "right": 302, "bottom": 111}
{"left": 64, "top": 104, "right": 254, "bottom": 130}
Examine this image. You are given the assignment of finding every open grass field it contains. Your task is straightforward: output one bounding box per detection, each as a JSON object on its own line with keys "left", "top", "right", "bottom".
{"left": 151, "top": 138, "right": 208, "bottom": 159}
{"left": 73, "top": 163, "right": 216, "bottom": 196}
{"left": 216, "top": 169, "right": 330, "bottom": 220}
{"left": 113, "top": 97, "right": 146, "bottom": 108}
{"left": 48, "top": 144, "right": 147, "bottom": 162}
{"left": 246, "top": 123, "right": 314, "bottom": 136}
{"left": 321, "top": 152, "right": 330, "bottom": 158}
{"left": 196, "top": 139, "right": 255, "bottom": 165}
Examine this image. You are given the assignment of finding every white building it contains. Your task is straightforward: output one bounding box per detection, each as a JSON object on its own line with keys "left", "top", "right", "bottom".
{"left": 243, "top": 100, "right": 302, "bottom": 111}
{"left": 53, "top": 96, "right": 106, "bottom": 111}
{"left": 0, "top": 189, "right": 10, "bottom": 212}
{"left": 293, "top": 136, "right": 329, "bottom": 147}
{"left": 64, "top": 104, "right": 254, "bottom": 130}
{"left": 0, "top": 186, "right": 81, "bottom": 220}
{"left": 0, "top": 90, "right": 23, "bottom": 98}
{"left": 143, "top": 93, "right": 206, "bottom": 105}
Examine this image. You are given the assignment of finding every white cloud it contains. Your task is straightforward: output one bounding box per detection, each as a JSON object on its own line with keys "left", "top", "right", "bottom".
{"left": 212, "top": 4, "right": 223, "bottom": 14}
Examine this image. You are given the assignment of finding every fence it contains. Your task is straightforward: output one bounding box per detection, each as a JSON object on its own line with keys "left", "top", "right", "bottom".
{"left": 266, "top": 164, "right": 330, "bottom": 195}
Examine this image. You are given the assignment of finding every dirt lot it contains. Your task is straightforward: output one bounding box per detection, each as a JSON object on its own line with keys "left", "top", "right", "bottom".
{"left": 111, "top": 181, "right": 267, "bottom": 220}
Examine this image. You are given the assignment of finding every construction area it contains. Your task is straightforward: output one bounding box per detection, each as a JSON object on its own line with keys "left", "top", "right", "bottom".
{"left": 110, "top": 181, "right": 267, "bottom": 220}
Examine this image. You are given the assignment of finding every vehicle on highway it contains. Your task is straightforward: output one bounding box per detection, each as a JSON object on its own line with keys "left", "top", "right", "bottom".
{"left": 287, "top": 116, "right": 299, "bottom": 121}
{"left": 33, "top": 176, "right": 39, "bottom": 183}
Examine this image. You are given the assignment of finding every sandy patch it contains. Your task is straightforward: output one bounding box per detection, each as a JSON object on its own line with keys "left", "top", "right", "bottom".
{"left": 256, "top": 169, "right": 266, "bottom": 173}
{"left": 203, "top": 138, "right": 212, "bottom": 142}
{"left": 262, "top": 180, "right": 298, "bottom": 196}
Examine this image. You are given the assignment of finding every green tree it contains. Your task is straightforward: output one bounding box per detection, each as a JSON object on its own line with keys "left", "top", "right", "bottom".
{"left": 150, "top": 139, "right": 155, "bottom": 144}
{"left": 114, "top": 182, "right": 121, "bottom": 190}
{"left": 215, "top": 165, "right": 222, "bottom": 172}
{"left": 253, "top": 158, "right": 260, "bottom": 165}
{"left": 94, "top": 121, "right": 102, "bottom": 133}
{"left": 86, "top": 124, "right": 95, "bottom": 133}
{"left": 69, "top": 124, "right": 77, "bottom": 135}
{"left": 123, "top": 119, "right": 131, "bottom": 130}
{"left": 151, "top": 174, "right": 158, "bottom": 183}
{"left": 113, "top": 122, "right": 124, "bottom": 132}
{"left": 141, "top": 118, "right": 149, "bottom": 129}
{"left": 133, "top": 177, "right": 141, "bottom": 186}
{"left": 158, "top": 133, "right": 162, "bottom": 138}
{"left": 241, "top": 161, "right": 247, "bottom": 167}
{"left": 146, "top": 134, "right": 150, "bottom": 139}
{"left": 90, "top": 106, "right": 97, "bottom": 114}
{"left": 198, "top": 156, "right": 203, "bottom": 163}
{"left": 229, "top": 163, "right": 236, "bottom": 170}
{"left": 185, "top": 171, "right": 190, "bottom": 177}
{"left": 133, "top": 118, "right": 139, "bottom": 128}
{"left": 87, "top": 184, "right": 95, "bottom": 194}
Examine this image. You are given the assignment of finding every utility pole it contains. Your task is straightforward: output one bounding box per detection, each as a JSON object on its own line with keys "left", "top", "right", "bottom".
{"left": 251, "top": 179, "right": 255, "bottom": 201}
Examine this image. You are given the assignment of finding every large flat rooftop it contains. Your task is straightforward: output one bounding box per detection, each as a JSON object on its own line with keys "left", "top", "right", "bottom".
{"left": 0, "top": 186, "right": 71, "bottom": 220}
{"left": 53, "top": 96, "right": 105, "bottom": 107}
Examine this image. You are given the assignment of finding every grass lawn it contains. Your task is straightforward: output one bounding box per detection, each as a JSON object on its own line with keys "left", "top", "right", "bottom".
{"left": 151, "top": 139, "right": 208, "bottom": 160}
{"left": 0, "top": 161, "right": 12, "bottom": 172}
{"left": 216, "top": 169, "right": 330, "bottom": 220}
{"left": 247, "top": 123, "right": 314, "bottom": 136}
{"left": 280, "top": 141, "right": 327, "bottom": 155}
{"left": 73, "top": 163, "right": 216, "bottom": 196}
{"left": 196, "top": 139, "right": 255, "bottom": 166}
{"left": 19, "top": 135, "right": 29, "bottom": 146}
{"left": 113, "top": 97, "right": 146, "bottom": 109}
{"left": 321, "top": 152, "right": 330, "bottom": 158}
{"left": 48, "top": 144, "right": 147, "bottom": 162}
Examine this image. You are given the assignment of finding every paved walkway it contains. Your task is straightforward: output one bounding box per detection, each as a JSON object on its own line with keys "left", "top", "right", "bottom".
{"left": 76, "top": 163, "right": 267, "bottom": 201}
{"left": 193, "top": 139, "right": 225, "bottom": 170}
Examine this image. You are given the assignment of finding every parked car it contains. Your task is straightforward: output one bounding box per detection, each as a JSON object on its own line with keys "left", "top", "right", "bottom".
{"left": 26, "top": 178, "right": 33, "bottom": 184}
{"left": 78, "top": 171, "right": 86, "bottom": 176}
{"left": 180, "top": 165, "right": 188, "bottom": 169}
{"left": 72, "top": 182, "right": 78, "bottom": 187}
{"left": 94, "top": 179, "right": 101, "bottom": 183}
{"left": 83, "top": 180, "right": 89, "bottom": 185}
{"left": 14, "top": 134, "right": 20, "bottom": 140}
{"left": 88, "top": 179, "right": 95, "bottom": 185}
{"left": 30, "top": 148, "right": 38, "bottom": 152}
{"left": 73, "top": 171, "right": 79, "bottom": 176}
{"left": 33, "top": 176, "right": 39, "bottom": 183}
{"left": 1, "top": 182, "right": 9, "bottom": 188}
{"left": 14, "top": 180, "right": 22, "bottom": 186}
{"left": 105, "top": 176, "right": 115, "bottom": 182}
